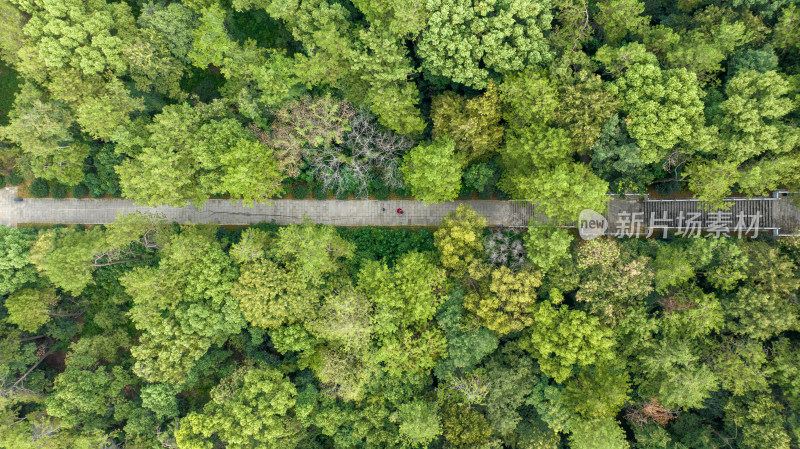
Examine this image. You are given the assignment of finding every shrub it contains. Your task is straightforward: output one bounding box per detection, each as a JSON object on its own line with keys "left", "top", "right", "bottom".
{"left": 335, "top": 188, "right": 351, "bottom": 200}
{"left": 292, "top": 184, "right": 309, "bottom": 199}
{"left": 463, "top": 162, "right": 495, "bottom": 192}
{"left": 0, "top": 175, "right": 5, "bottom": 188}
{"left": 6, "top": 172, "right": 22, "bottom": 185}
{"left": 83, "top": 173, "right": 105, "bottom": 198}
{"left": 50, "top": 183, "right": 67, "bottom": 199}
{"left": 373, "top": 184, "right": 390, "bottom": 200}
{"left": 394, "top": 185, "right": 412, "bottom": 199}
{"left": 72, "top": 184, "right": 89, "bottom": 198}
{"left": 312, "top": 186, "right": 329, "bottom": 200}
{"left": 29, "top": 179, "right": 49, "bottom": 198}
{"left": 494, "top": 188, "right": 510, "bottom": 200}
{"left": 273, "top": 181, "right": 293, "bottom": 199}
{"left": 369, "top": 178, "right": 391, "bottom": 200}
{"left": 88, "top": 144, "right": 123, "bottom": 196}
{"left": 478, "top": 187, "right": 493, "bottom": 200}
{"left": 335, "top": 227, "right": 436, "bottom": 269}
{"left": 458, "top": 186, "right": 474, "bottom": 200}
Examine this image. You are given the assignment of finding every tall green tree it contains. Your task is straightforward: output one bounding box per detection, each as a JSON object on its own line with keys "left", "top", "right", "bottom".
{"left": 122, "top": 226, "right": 244, "bottom": 386}
{"left": 176, "top": 364, "right": 304, "bottom": 449}
{"left": 595, "top": 0, "right": 649, "bottom": 45}
{"left": 636, "top": 337, "right": 718, "bottom": 410}
{"left": 418, "top": 0, "right": 552, "bottom": 88}
{"left": 551, "top": 58, "right": 621, "bottom": 155}
{"left": 273, "top": 221, "right": 355, "bottom": 283}
{"left": 0, "top": 227, "right": 38, "bottom": 296}
{"left": 724, "top": 394, "right": 791, "bottom": 449}
{"left": 710, "top": 69, "right": 799, "bottom": 164}
{"left": 29, "top": 227, "right": 98, "bottom": 295}
{"left": 3, "top": 288, "right": 57, "bottom": 332}
{"left": 351, "top": 0, "right": 430, "bottom": 38}
{"left": 431, "top": 83, "right": 504, "bottom": 163}
{"left": 351, "top": 27, "right": 426, "bottom": 135}
{"left": 13, "top": 0, "right": 136, "bottom": 76}
{"left": 116, "top": 101, "right": 284, "bottom": 207}
{"left": 524, "top": 225, "right": 573, "bottom": 273}
{"left": 127, "top": 2, "right": 197, "bottom": 99}
{"left": 500, "top": 160, "right": 610, "bottom": 222}
{"left": 74, "top": 77, "right": 144, "bottom": 141}
{"left": 2, "top": 83, "right": 88, "bottom": 184}
{"left": 684, "top": 159, "right": 739, "bottom": 208}
{"left": 401, "top": 137, "right": 465, "bottom": 204}
{"left": 591, "top": 114, "right": 655, "bottom": 193}
{"left": 499, "top": 69, "right": 559, "bottom": 131}
{"left": 609, "top": 63, "right": 708, "bottom": 165}
{"left": 521, "top": 292, "right": 616, "bottom": 383}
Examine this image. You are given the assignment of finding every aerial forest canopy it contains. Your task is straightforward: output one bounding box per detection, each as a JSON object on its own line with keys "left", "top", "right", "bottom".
{"left": 1, "top": 0, "right": 800, "bottom": 448}
{"left": 0, "top": 0, "right": 797, "bottom": 213}
{"left": 2, "top": 209, "right": 800, "bottom": 448}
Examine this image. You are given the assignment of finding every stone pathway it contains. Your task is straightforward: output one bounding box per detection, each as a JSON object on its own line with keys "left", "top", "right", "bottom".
{"left": 0, "top": 187, "right": 514, "bottom": 228}
{"left": 1, "top": 187, "right": 798, "bottom": 236}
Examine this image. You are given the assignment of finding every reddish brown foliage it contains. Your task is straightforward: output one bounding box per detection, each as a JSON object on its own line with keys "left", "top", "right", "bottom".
{"left": 626, "top": 398, "right": 678, "bottom": 427}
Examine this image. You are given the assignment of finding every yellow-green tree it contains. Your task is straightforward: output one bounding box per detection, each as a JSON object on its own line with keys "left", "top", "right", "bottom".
{"left": 521, "top": 292, "right": 616, "bottom": 382}
{"left": 176, "top": 364, "right": 304, "bottom": 449}
{"left": 464, "top": 266, "right": 543, "bottom": 336}
{"left": 434, "top": 204, "right": 487, "bottom": 277}
{"left": 401, "top": 137, "right": 465, "bottom": 204}
{"left": 3, "top": 288, "right": 57, "bottom": 332}
{"left": 232, "top": 259, "right": 321, "bottom": 329}
{"left": 431, "top": 82, "right": 504, "bottom": 163}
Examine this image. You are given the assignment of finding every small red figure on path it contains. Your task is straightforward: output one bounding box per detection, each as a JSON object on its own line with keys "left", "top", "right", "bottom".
{"left": 397, "top": 208, "right": 404, "bottom": 214}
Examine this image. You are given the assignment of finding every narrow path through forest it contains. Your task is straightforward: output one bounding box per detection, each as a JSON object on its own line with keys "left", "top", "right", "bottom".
{"left": 1, "top": 187, "right": 798, "bottom": 236}
{"left": 0, "top": 187, "right": 518, "bottom": 228}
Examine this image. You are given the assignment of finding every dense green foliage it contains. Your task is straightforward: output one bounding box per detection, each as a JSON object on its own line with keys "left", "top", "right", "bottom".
{"left": 1, "top": 0, "right": 795, "bottom": 213}
{"left": 2, "top": 208, "right": 800, "bottom": 448}
{"left": 1, "top": 0, "right": 800, "bottom": 447}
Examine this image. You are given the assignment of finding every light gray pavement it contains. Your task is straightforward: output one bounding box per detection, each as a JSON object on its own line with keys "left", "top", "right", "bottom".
{"left": 774, "top": 192, "right": 800, "bottom": 235}
{"left": 2, "top": 187, "right": 799, "bottom": 235}
{"left": 0, "top": 187, "right": 517, "bottom": 227}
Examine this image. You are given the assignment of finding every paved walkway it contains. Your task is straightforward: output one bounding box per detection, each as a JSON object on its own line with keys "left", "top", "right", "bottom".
{"left": 0, "top": 187, "right": 516, "bottom": 228}
{"left": 1, "top": 187, "right": 798, "bottom": 235}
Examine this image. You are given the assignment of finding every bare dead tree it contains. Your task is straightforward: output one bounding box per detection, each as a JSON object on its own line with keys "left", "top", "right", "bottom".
{"left": 304, "top": 110, "right": 413, "bottom": 198}
{"left": 447, "top": 372, "right": 491, "bottom": 405}
{"left": 660, "top": 150, "right": 690, "bottom": 182}
{"left": 267, "top": 96, "right": 356, "bottom": 178}
{"left": 92, "top": 212, "right": 167, "bottom": 266}
{"left": 485, "top": 229, "right": 527, "bottom": 269}
{"left": 29, "top": 418, "right": 63, "bottom": 444}
{"left": 344, "top": 110, "right": 412, "bottom": 189}
{"left": 92, "top": 248, "right": 139, "bottom": 267}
